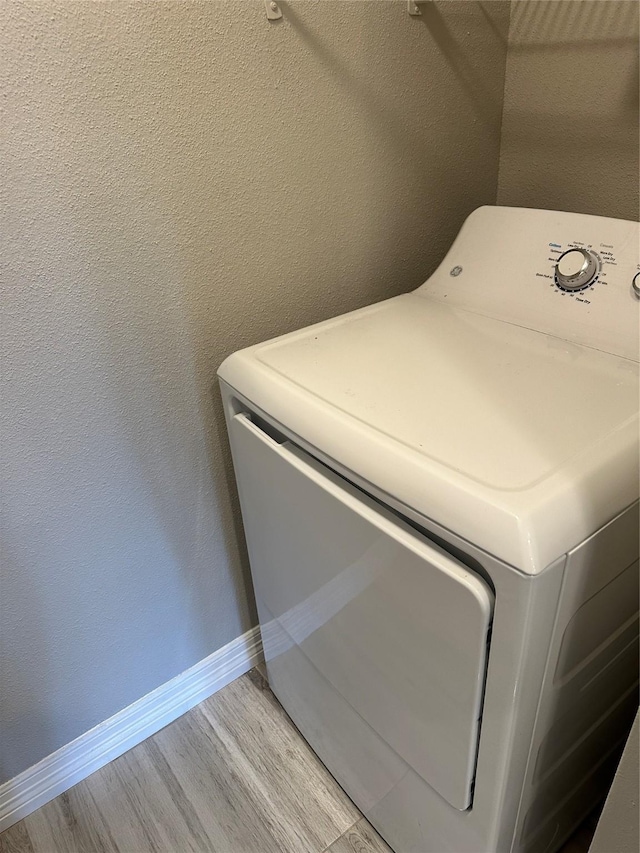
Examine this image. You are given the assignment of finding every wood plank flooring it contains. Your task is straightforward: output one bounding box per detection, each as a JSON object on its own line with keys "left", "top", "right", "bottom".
{"left": 0, "top": 669, "right": 598, "bottom": 853}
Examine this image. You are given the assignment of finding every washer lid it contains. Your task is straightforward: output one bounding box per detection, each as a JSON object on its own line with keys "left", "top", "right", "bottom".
{"left": 219, "top": 294, "right": 639, "bottom": 573}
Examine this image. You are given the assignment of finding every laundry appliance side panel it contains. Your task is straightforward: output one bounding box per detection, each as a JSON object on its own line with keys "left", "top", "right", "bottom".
{"left": 514, "top": 502, "right": 640, "bottom": 853}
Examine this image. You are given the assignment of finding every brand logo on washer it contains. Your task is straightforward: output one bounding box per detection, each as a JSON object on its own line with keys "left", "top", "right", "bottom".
{"left": 450, "top": 266, "right": 463, "bottom": 277}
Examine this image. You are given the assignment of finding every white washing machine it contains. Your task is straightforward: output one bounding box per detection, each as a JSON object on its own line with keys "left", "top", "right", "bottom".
{"left": 218, "top": 207, "right": 640, "bottom": 853}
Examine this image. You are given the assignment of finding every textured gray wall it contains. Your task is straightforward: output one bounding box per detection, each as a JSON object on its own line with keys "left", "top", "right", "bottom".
{"left": 0, "top": 0, "right": 509, "bottom": 782}
{"left": 497, "top": 0, "right": 639, "bottom": 221}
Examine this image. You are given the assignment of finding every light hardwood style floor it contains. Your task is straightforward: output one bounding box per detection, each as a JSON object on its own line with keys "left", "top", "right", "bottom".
{"left": 0, "top": 669, "right": 598, "bottom": 853}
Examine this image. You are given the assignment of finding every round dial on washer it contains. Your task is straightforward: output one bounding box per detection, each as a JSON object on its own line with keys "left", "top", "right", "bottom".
{"left": 555, "top": 248, "right": 599, "bottom": 291}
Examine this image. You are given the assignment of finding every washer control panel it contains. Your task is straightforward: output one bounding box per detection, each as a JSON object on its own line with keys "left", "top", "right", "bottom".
{"left": 544, "top": 236, "right": 633, "bottom": 308}
{"left": 418, "top": 206, "right": 640, "bottom": 362}
{"left": 554, "top": 248, "right": 600, "bottom": 292}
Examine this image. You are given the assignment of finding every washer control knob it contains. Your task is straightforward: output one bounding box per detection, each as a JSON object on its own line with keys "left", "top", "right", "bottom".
{"left": 633, "top": 272, "right": 640, "bottom": 299}
{"left": 555, "top": 248, "right": 599, "bottom": 291}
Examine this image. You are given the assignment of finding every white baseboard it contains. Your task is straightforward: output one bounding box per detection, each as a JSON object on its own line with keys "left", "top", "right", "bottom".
{"left": 0, "top": 625, "right": 263, "bottom": 833}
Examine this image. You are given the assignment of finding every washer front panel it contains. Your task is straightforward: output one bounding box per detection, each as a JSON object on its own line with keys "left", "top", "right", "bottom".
{"left": 229, "top": 410, "right": 494, "bottom": 811}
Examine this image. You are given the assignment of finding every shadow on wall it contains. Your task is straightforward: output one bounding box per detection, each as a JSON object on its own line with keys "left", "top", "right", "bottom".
{"left": 497, "top": 0, "right": 640, "bottom": 220}
{"left": 508, "top": 0, "right": 638, "bottom": 51}
{"left": 418, "top": 2, "right": 505, "bottom": 128}
{"left": 284, "top": 0, "right": 506, "bottom": 131}
{"left": 264, "top": 0, "right": 509, "bottom": 255}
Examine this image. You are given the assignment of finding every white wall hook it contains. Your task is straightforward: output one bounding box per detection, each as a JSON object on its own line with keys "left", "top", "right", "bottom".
{"left": 407, "top": 1, "right": 422, "bottom": 14}
{"left": 266, "top": 1, "right": 282, "bottom": 20}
